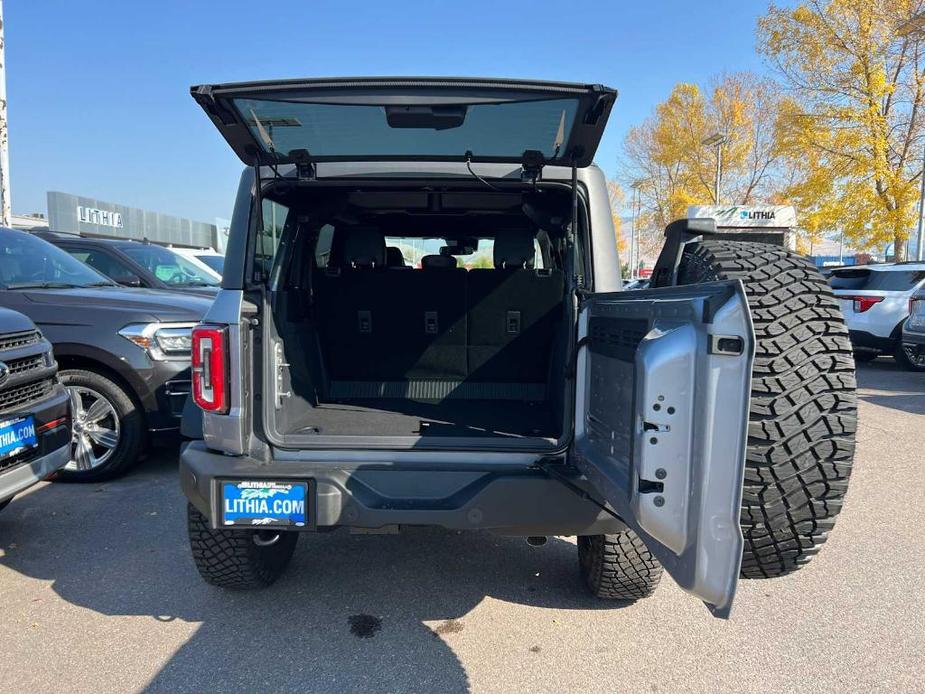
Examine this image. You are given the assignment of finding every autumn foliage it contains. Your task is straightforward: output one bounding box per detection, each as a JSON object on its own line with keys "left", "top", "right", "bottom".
{"left": 621, "top": 1, "right": 925, "bottom": 260}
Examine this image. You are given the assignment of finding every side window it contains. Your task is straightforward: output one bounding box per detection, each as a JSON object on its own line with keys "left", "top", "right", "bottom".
{"left": 64, "top": 248, "right": 137, "bottom": 282}
{"left": 87, "top": 251, "right": 137, "bottom": 280}
{"left": 256, "top": 199, "right": 290, "bottom": 276}
{"left": 314, "top": 224, "right": 335, "bottom": 267}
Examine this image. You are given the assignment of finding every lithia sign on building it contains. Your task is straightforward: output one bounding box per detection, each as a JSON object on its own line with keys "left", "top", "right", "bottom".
{"left": 77, "top": 205, "right": 124, "bottom": 229}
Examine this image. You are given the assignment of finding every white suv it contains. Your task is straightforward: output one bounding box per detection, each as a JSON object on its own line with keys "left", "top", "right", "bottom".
{"left": 169, "top": 247, "right": 224, "bottom": 281}
{"left": 828, "top": 263, "right": 925, "bottom": 367}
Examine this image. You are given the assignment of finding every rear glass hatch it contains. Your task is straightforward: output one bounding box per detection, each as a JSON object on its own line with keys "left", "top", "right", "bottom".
{"left": 191, "top": 77, "right": 617, "bottom": 169}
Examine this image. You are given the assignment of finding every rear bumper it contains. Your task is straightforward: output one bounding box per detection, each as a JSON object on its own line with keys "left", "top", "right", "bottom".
{"left": 142, "top": 363, "right": 192, "bottom": 433}
{"left": 179, "top": 440, "right": 624, "bottom": 536}
{"left": 0, "top": 385, "right": 71, "bottom": 503}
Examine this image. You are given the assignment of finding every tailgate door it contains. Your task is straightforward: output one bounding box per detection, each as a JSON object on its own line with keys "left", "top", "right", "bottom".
{"left": 572, "top": 281, "right": 754, "bottom": 617}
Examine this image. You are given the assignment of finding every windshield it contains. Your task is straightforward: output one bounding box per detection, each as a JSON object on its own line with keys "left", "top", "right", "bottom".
{"left": 197, "top": 254, "right": 224, "bottom": 274}
{"left": 120, "top": 245, "right": 220, "bottom": 286}
{"left": 233, "top": 97, "right": 578, "bottom": 161}
{"left": 0, "top": 232, "right": 114, "bottom": 289}
{"left": 830, "top": 268, "right": 925, "bottom": 291}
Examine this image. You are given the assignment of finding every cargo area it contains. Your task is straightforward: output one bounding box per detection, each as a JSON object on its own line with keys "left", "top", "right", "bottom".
{"left": 263, "top": 186, "right": 576, "bottom": 446}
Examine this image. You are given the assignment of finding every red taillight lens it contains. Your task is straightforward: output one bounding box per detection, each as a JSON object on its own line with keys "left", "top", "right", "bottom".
{"left": 191, "top": 324, "right": 229, "bottom": 414}
{"left": 848, "top": 296, "right": 883, "bottom": 313}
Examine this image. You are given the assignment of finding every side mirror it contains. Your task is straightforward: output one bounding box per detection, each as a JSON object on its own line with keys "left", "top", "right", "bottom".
{"left": 113, "top": 273, "right": 142, "bottom": 287}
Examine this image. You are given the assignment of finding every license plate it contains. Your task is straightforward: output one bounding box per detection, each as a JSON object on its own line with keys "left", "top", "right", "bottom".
{"left": 0, "top": 415, "right": 37, "bottom": 460}
{"left": 220, "top": 480, "right": 307, "bottom": 527}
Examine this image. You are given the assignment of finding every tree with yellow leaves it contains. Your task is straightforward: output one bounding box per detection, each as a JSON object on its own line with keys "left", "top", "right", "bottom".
{"left": 760, "top": 0, "right": 925, "bottom": 260}
{"left": 606, "top": 179, "right": 627, "bottom": 256}
{"left": 623, "top": 73, "right": 786, "bottom": 232}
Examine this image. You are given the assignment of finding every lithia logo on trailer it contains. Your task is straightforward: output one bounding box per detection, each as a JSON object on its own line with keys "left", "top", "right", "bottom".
{"left": 740, "top": 209, "right": 776, "bottom": 220}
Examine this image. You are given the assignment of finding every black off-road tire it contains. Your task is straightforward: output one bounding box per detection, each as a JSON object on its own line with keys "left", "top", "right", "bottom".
{"left": 56, "top": 368, "right": 145, "bottom": 483}
{"left": 577, "top": 530, "right": 663, "bottom": 600}
{"left": 187, "top": 504, "right": 299, "bottom": 589}
{"left": 678, "top": 241, "right": 857, "bottom": 579}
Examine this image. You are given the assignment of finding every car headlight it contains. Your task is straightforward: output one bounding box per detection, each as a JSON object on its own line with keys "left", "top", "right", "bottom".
{"left": 119, "top": 323, "right": 195, "bottom": 361}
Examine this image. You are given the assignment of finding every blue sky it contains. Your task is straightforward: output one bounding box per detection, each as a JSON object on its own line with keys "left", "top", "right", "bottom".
{"left": 6, "top": 0, "right": 782, "bottom": 222}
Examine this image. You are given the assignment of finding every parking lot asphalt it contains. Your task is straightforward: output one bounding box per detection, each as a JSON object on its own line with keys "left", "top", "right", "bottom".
{"left": 1, "top": 361, "right": 923, "bottom": 694}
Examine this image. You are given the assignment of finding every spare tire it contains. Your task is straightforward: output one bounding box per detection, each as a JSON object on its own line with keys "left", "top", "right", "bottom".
{"left": 677, "top": 240, "right": 857, "bottom": 578}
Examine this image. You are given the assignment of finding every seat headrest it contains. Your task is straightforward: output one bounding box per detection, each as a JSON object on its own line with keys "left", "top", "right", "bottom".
{"left": 493, "top": 230, "right": 535, "bottom": 269}
{"left": 421, "top": 254, "right": 457, "bottom": 269}
{"left": 342, "top": 228, "right": 385, "bottom": 268}
{"left": 385, "top": 246, "right": 406, "bottom": 267}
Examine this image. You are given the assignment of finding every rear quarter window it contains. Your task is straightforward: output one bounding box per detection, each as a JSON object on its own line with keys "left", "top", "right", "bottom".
{"left": 255, "top": 200, "right": 290, "bottom": 277}
{"left": 830, "top": 269, "right": 925, "bottom": 291}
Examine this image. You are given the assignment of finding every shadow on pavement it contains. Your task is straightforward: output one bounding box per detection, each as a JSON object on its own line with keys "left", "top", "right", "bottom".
{"left": 856, "top": 360, "right": 925, "bottom": 415}
{"left": 0, "top": 451, "right": 628, "bottom": 693}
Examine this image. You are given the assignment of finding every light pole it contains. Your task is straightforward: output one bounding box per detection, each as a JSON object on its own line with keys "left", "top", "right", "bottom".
{"left": 630, "top": 179, "right": 646, "bottom": 279}
{"left": 897, "top": 13, "right": 925, "bottom": 260}
{"left": 702, "top": 132, "right": 727, "bottom": 205}
{"left": 0, "top": 1, "right": 10, "bottom": 228}
{"left": 913, "top": 138, "right": 925, "bottom": 261}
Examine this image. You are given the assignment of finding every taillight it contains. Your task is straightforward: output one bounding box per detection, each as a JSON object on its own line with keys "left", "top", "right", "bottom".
{"left": 192, "top": 324, "right": 229, "bottom": 414}
{"left": 847, "top": 296, "right": 883, "bottom": 313}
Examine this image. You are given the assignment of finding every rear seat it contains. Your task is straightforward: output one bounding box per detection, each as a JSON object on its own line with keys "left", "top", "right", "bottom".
{"left": 316, "top": 227, "right": 561, "bottom": 389}
{"left": 316, "top": 229, "right": 467, "bottom": 382}
{"left": 467, "top": 230, "right": 564, "bottom": 383}
{"left": 316, "top": 228, "right": 390, "bottom": 380}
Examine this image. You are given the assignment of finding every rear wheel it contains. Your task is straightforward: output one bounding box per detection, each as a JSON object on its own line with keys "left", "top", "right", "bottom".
{"left": 577, "top": 529, "right": 663, "bottom": 600}
{"left": 677, "top": 241, "right": 857, "bottom": 578}
{"left": 187, "top": 504, "right": 299, "bottom": 589}
{"left": 57, "top": 369, "right": 145, "bottom": 482}
{"left": 894, "top": 341, "right": 925, "bottom": 372}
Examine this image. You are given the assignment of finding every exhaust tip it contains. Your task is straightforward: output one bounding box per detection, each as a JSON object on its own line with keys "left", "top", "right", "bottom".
{"left": 526, "top": 535, "right": 548, "bottom": 547}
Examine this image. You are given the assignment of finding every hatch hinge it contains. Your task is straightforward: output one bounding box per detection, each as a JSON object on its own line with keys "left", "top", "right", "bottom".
{"left": 290, "top": 149, "right": 316, "bottom": 181}
{"left": 520, "top": 150, "right": 546, "bottom": 182}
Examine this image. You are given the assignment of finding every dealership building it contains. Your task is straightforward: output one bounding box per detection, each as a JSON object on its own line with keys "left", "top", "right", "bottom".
{"left": 16, "top": 191, "right": 230, "bottom": 252}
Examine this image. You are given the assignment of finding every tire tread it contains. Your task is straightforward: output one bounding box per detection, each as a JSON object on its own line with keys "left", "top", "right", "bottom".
{"left": 679, "top": 241, "right": 857, "bottom": 579}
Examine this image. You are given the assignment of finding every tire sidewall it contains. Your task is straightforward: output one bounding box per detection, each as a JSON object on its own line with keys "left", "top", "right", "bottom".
{"left": 57, "top": 369, "right": 144, "bottom": 482}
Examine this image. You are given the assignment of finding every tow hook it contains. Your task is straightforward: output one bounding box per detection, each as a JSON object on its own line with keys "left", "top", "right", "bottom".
{"left": 253, "top": 531, "right": 281, "bottom": 547}
{"left": 526, "top": 536, "right": 548, "bottom": 547}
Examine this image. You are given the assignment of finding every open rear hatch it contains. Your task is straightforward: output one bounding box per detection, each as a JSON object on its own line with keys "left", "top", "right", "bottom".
{"left": 191, "top": 78, "right": 755, "bottom": 617}
{"left": 191, "top": 77, "right": 616, "bottom": 170}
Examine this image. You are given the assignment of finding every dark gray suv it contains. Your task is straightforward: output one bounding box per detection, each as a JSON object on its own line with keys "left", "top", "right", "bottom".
{"left": 0, "top": 228, "right": 213, "bottom": 481}
{"left": 180, "top": 77, "right": 856, "bottom": 617}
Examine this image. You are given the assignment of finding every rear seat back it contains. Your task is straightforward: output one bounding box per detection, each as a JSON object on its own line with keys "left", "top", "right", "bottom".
{"left": 391, "top": 261, "right": 467, "bottom": 379}
{"left": 316, "top": 228, "right": 389, "bottom": 380}
{"left": 315, "top": 227, "right": 561, "bottom": 387}
{"left": 316, "top": 228, "right": 467, "bottom": 382}
{"left": 467, "top": 230, "right": 563, "bottom": 383}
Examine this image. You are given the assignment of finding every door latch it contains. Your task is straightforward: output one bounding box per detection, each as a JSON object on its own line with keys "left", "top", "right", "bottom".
{"left": 274, "top": 342, "right": 291, "bottom": 409}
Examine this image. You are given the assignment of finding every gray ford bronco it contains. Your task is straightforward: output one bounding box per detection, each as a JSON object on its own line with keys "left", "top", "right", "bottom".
{"left": 181, "top": 77, "right": 856, "bottom": 617}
